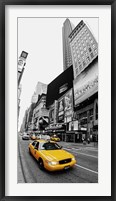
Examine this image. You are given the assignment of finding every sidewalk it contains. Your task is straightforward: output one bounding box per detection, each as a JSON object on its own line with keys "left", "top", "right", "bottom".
{"left": 60, "top": 141, "right": 98, "bottom": 149}
{"left": 17, "top": 142, "right": 25, "bottom": 183}
{"left": 71, "top": 142, "right": 98, "bottom": 148}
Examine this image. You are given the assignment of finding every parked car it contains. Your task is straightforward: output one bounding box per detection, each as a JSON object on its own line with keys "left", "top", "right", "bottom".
{"left": 28, "top": 139, "right": 76, "bottom": 171}
{"left": 22, "top": 134, "right": 30, "bottom": 140}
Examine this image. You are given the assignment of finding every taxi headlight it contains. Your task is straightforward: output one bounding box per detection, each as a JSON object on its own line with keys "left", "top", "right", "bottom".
{"left": 72, "top": 157, "right": 75, "bottom": 161}
{"left": 48, "top": 161, "right": 58, "bottom": 166}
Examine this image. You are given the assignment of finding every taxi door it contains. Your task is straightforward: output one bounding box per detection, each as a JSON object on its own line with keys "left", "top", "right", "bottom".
{"left": 30, "top": 141, "right": 37, "bottom": 157}
{"left": 33, "top": 142, "right": 40, "bottom": 160}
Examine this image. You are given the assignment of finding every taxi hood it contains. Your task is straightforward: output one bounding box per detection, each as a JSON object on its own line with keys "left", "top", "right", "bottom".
{"left": 40, "top": 149, "right": 74, "bottom": 161}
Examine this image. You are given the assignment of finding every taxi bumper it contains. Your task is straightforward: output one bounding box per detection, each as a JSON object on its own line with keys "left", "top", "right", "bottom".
{"left": 44, "top": 159, "right": 76, "bottom": 171}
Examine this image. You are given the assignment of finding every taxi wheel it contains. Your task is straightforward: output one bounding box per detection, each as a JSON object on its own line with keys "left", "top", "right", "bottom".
{"left": 38, "top": 158, "right": 44, "bottom": 170}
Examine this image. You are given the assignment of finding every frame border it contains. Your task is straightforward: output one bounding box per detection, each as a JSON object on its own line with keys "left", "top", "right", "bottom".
{"left": 0, "top": 0, "right": 116, "bottom": 200}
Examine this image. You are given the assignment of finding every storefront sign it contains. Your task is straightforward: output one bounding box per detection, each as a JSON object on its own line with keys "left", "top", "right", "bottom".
{"left": 81, "top": 127, "right": 87, "bottom": 131}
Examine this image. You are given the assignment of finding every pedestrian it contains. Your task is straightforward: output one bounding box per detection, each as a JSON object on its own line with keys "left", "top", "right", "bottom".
{"left": 87, "top": 138, "right": 90, "bottom": 144}
{"left": 82, "top": 137, "right": 84, "bottom": 143}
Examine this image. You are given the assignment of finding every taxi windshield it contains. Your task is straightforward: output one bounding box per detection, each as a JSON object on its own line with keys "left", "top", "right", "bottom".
{"left": 40, "top": 142, "right": 61, "bottom": 150}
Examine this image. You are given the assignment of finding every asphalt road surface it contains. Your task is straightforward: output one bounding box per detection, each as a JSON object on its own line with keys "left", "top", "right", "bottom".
{"left": 18, "top": 135, "right": 98, "bottom": 183}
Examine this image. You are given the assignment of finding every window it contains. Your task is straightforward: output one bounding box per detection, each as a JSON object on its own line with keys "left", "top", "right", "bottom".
{"left": 79, "top": 65, "right": 82, "bottom": 71}
{"left": 42, "top": 142, "right": 61, "bottom": 150}
{"left": 94, "top": 49, "right": 98, "bottom": 54}
{"left": 76, "top": 68, "right": 79, "bottom": 75}
{"left": 87, "top": 56, "right": 90, "bottom": 62}
{"left": 90, "top": 52, "right": 94, "bottom": 59}
{"left": 88, "top": 47, "right": 92, "bottom": 52}
{"left": 34, "top": 142, "right": 39, "bottom": 150}
{"left": 32, "top": 141, "right": 37, "bottom": 147}
{"left": 83, "top": 61, "right": 86, "bottom": 67}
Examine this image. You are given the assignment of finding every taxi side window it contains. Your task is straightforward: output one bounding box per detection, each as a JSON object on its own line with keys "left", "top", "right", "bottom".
{"left": 34, "top": 142, "right": 39, "bottom": 150}
{"left": 32, "top": 141, "right": 36, "bottom": 146}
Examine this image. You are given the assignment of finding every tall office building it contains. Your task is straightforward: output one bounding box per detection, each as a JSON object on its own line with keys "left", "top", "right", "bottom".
{"left": 68, "top": 20, "right": 98, "bottom": 79}
{"left": 31, "top": 82, "right": 47, "bottom": 103}
{"left": 62, "top": 18, "right": 75, "bottom": 71}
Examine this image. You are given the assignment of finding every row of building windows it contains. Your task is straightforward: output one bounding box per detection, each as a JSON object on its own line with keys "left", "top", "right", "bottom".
{"left": 69, "top": 22, "right": 98, "bottom": 78}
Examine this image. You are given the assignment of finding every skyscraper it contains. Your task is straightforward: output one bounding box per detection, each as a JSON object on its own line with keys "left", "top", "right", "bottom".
{"left": 68, "top": 20, "right": 98, "bottom": 79}
{"left": 62, "top": 18, "right": 75, "bottom": 71}
{"left": 31, "top": 82, "right": 47, "bottom": 103}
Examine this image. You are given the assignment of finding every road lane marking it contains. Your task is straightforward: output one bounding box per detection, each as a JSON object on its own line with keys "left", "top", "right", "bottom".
{"left": 75, "top": 164, "right": 98, "bottom": 174}
{"left": 64, "top": 148, "right": 98, "bottom": 159}
{"left": 84, "top": 147, "right": 98, "bottom": 151}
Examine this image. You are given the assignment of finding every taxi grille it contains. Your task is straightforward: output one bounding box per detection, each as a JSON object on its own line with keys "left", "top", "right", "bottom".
{"left": 59, "top": 158, "right": 71, "bottom": 164}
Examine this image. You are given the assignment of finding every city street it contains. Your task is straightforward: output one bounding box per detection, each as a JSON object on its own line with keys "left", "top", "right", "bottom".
{"left": 18, "top": 135, "right": 98, "bottom": 183}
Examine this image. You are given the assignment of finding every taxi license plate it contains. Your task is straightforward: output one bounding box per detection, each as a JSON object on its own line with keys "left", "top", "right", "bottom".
{"left": 64, "top": 166, "right": 70, "bottom": 170}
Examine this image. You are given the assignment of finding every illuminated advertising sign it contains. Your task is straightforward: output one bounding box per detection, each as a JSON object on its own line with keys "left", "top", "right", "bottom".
{"left": 69, "top": 121, "right": 78, "bottom": 131}
{"left": 64, "top": 89, "right": 73, "bottom": 123}
{"left": 58, "top": 98, "right": 64, "bottom": 122}
{"left": 73, "top": 58, "right": 98, "bottom": 106}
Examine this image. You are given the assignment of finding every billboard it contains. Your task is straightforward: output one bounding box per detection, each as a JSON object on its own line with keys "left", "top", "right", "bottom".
{"left": 20, "top": 51, "right": 28, "bottom": 59}
{"left": 18, "top": 51, "right": 28, "bottom": 71}
{"left": 64, "top": 89, "right": 73, "bottom": 123}
{"left": 73, "top": 58, "right": 98, "bottom": 106}
{"left": 69, "top": 120, "right": 78, "bottom": 131}
{"left": 49, "top": 109, "right": 54, "bottom": 123}
{"left": 58, "top": 98, "right": 64, "bottom": 122}
{"left": 46, "top": 65, "right": 74, "bottom": 107}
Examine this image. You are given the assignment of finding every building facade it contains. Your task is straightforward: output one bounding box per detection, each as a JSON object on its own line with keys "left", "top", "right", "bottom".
{"left": 69, "top": 20, "right": 98, "bottom": 79}
{"left": 45, "top": 19, "right": 98, "bottom": 143}
{"left": 33, "top": 93, "right": 49, "bottom": 131}
{"left": 68, "top": 20, "right": 98, "bottom": 142}
{"left": 62, "top": 18, "right": 75, "bottom": 71}
{"left": 46, "top": 65, "right": 74, "bottom": 139}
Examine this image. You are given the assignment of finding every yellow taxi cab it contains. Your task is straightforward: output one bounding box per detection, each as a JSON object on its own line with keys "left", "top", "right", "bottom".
{"left": 28, "top": 139, "right": 76, "bottom": 171}
{"left": 50, "top": 134, "right": 60, "bottom": 142}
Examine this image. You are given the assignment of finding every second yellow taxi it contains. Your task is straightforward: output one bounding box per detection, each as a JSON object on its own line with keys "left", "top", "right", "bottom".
{"left": 50, "top": 134, "right": 60, "bottom": 142}
{"left": 28, "top": 139, "right": 76, "bottom": 171}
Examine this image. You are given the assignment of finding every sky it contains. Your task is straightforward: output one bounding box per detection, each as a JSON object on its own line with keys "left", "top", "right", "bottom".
{"left": 18, "top": 17, "right": 98, "bottom": 130}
